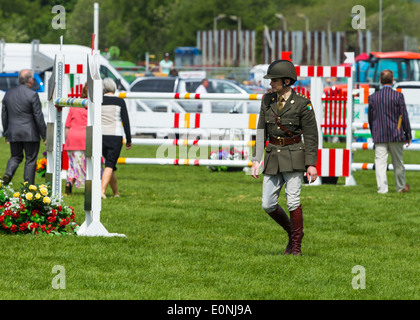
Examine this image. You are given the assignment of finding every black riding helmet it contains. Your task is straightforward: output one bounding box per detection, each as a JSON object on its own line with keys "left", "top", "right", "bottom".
{"left": 263, "top": 60, "right": 297, "bottom": 86}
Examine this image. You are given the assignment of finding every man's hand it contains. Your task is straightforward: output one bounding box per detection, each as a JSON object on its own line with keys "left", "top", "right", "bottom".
{"left": 406, "top": 138, "right": 412, "bottom": 148}
{"left": 126, "top": 142, "right": 132, "bottom": 150}
{"left": 306, "top": 165, "right": 317, "bottom": 183}
{"left": 251, "top": 161, "right": 260, "bottom": 179}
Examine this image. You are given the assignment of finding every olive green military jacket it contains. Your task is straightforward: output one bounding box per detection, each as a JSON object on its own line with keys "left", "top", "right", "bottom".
{"left": 252, "top": 89, "right": 318, "bottom": 175}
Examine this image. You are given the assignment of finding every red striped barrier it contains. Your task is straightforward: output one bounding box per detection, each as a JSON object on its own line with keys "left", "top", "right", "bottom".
{"left": 316, "top": 148, "right": 350, "bottom": 177}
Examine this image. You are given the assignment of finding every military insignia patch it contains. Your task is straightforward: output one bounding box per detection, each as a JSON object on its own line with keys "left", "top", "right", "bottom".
{"left": 307, "top": 103, "right": 313, "bottom": 111}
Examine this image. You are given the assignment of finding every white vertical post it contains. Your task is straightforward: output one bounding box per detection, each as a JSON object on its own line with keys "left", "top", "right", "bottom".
{"left": 46, "top": 53, "right": 64, "bottom": 197}
{"left": 94, "top": 3, "right": 99, "bottom": 51}
{"left": 310, "top": 76, "right": 323, "bottom": 186}
{"left": 310, "top": 77, "right": 324, "bottom": 149}
{"left": 344, "top": 52, "right": 357, "bottom": 186}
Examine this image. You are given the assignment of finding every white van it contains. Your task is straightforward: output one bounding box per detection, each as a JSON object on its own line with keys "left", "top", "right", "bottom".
{"left": 0, "top": 40, "right": 129, "bottom": 91}
{"left": 0, "top": 40, "right": 131, "bottom": 135}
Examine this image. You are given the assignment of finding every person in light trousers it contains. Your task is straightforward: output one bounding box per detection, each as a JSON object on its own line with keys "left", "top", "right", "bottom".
{"left": 251, "top": 60, "right": 318, "bottom": 256}
{"left": 368, "top": 69, "right": 411, "bottom": 194}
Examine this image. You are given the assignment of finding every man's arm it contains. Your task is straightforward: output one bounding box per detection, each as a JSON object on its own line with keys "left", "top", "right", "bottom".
{"left": 31, "top": 92, "right": 47, "bottom": 140}
{"left": 1, "top": 100, "right": 8, "bottom": 135}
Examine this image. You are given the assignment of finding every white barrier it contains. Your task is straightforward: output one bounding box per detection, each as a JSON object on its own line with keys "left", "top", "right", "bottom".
{"left": 351, "top": 142, "right": 420, "bottom": 151}
{"left": 49, "top": 50, "right": 124, "bottom": 237}
{"left": 352, "top": 122, "right": 420, "bottom": 131}
{"left": 351, "top": 163, "right": 420, "bottom": 171}
{"left": 117, "top": 111, "right": 258, "bottom": 169}
{"left": 118, "top": 158, "right": 252, "bottom": 167}
{"left": 118, "top": 92, "right": 263, "bottom": 101}
{"left": 131, "top": 138, "right": 255, "bottom": 148}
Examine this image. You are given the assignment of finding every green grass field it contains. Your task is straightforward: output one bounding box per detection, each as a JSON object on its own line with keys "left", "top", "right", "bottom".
{"left": 0, "top": 137, "right": 419, "bottom": 300}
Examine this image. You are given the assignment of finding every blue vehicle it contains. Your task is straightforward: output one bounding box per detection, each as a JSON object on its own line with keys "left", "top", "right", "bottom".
{"left": 0, "top": 72, "right": 45, "bottom": 92}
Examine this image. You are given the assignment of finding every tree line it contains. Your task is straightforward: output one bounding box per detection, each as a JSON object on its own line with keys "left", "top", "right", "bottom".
{"left": 1, "top": 0, "right": 419, "bottom": 64}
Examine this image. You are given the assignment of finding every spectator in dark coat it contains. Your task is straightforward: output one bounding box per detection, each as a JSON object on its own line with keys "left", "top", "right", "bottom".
{"left": 2, "top": 69, "right": 47, "bottom": 185}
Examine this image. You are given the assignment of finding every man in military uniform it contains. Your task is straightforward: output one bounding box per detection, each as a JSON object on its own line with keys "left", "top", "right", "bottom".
{"left": 251, "top": 60, "right": 318, "bottom": 256}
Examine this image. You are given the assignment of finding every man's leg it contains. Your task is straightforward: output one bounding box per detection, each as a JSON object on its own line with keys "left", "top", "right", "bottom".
{"left": 389, "top": 142, "right": 406, "bottom": 192}
{"left": 283, "top": 172, "right": 304, "bottom": 255}
{"left": 374, "top": 143, "right": 389, "bottom": 194}
{"left": 23, "top": 141, "right": 40, "bottom": 184}
{"left": 261, "top": 174, "right": 293, "bottom": 254}
{"left": 4, "top": 142, "right": 24, "bottom": 184}
{"left": 262, "top": 174, "right": 284, "bottom": 214}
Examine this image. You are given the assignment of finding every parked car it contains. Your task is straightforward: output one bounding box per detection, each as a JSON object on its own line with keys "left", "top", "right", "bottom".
{"left": 128, "top": 77, "right": 260, "bottom": 114}
{"left": 0, "top": 72, "right": 45, "bottom": 92}
{"left": 393, "top": 81, "right": 420, "bottom": 123}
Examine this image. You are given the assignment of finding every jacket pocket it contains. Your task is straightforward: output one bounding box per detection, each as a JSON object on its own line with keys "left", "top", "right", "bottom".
{"left": 289, "top": 143, "right": 305, "bottom": 171}
{"left": 263, "top": 144, "right": 272, "bottom": 173}
{"left": 281, "top": 118, "right": 300, "bottom": 133}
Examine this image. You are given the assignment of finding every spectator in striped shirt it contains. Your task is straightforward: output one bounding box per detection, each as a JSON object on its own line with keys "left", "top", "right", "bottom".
{"left": 368, "top": 69, "right": 411, "bottom": 193}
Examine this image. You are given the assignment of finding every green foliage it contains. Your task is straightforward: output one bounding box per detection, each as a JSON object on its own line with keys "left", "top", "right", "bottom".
{"left": 0, "top": 0, "right": 420, "bottom": 67}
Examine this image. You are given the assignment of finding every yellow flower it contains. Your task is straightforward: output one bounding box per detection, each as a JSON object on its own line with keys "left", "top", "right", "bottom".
{"left": 29, "top": 185, "right": 37, "bottom": 191}
{"left": 25, "top": 192, "right": 33, "bottom": 200}
{"left": 43, "top": 197, "right": 51, "bottom": 205}
{"left": 13, "top": 192, "right": 20, "bottom": 198}
{"left": 35, "top": 193, "right": 41, "bottom": 200}
{"left": 40, "top": 187, "right": 48, "bottom": 196}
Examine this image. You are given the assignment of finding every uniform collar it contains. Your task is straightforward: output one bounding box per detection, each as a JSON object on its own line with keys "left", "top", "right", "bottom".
{"left": 271, "top": 89, "right": 296, "bottom": 115}
{"left": 277, "top": 89, "right": 292, "bottom": 101}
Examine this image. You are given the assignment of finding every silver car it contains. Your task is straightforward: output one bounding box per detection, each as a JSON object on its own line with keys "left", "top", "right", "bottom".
{"left": 128, "top": 77, "right": 260, "bottom": 114}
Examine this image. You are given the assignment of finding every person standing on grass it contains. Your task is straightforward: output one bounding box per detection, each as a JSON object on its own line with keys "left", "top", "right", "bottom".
{"left": 251, "top": 60, "right": 318, "bottom": 256}
{"left": 2, "top": 69, "right": 47, "bottom": 185}
{"left": 64, "top": 82, "right": 88, "bottom": 195}
{"left": 101, "top": 78, "right": 132, "bottom": 199}
{"left": 368, "top": 69, "right": 411, "bottom": 194}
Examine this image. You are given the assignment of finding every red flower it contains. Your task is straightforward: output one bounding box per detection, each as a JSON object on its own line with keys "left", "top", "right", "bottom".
{"left": 47, "top": 224, "right": 55, "bottom": 233}
{"left": 12, "top": 211, "right": 20, "bottom": 219}
{"left": 58, "top": 206, "right": 62, "bottom": 212}
{"left": 47, "top": 215, "right": 57, "bottom": 223}
{"left": 59, "top": 218, "right": 69, "bottom": 227}
{"left": 10, "top": 224, "right": 17, "bottom": 233}
{"left": 0, "top": 215, "right": 4, "bottom": 223}
{"left": 2, "top": 223, "right": 9, "bottom": 230}
{"left": 30, "top": 223, "right": 39, "bottom": 230}
{"left": 19, "top": 222, "right": 29, "bottom": 231}
{"left": 51, "top": 209, "right": 57, "bottom": 216}
{"left": 40, "top": 224, "right": 46, "bottom": 232}
{"left": 32, "top": 209, "right": 41, "bottom": 217}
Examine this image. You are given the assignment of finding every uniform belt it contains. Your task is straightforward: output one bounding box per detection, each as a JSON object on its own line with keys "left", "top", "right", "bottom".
{"left": 269, "top": 135, "right": 301, "bottom": 146}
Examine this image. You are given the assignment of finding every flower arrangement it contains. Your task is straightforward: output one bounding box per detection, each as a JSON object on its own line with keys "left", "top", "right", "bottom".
{"left": 36, "top": 152, "right": 47, "bottom": 178}
{"left": 0, "top": 180, "right": 78, "bottom": 236}
{"left": 208, "top": 147, "right": 248, "bottom": 172}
